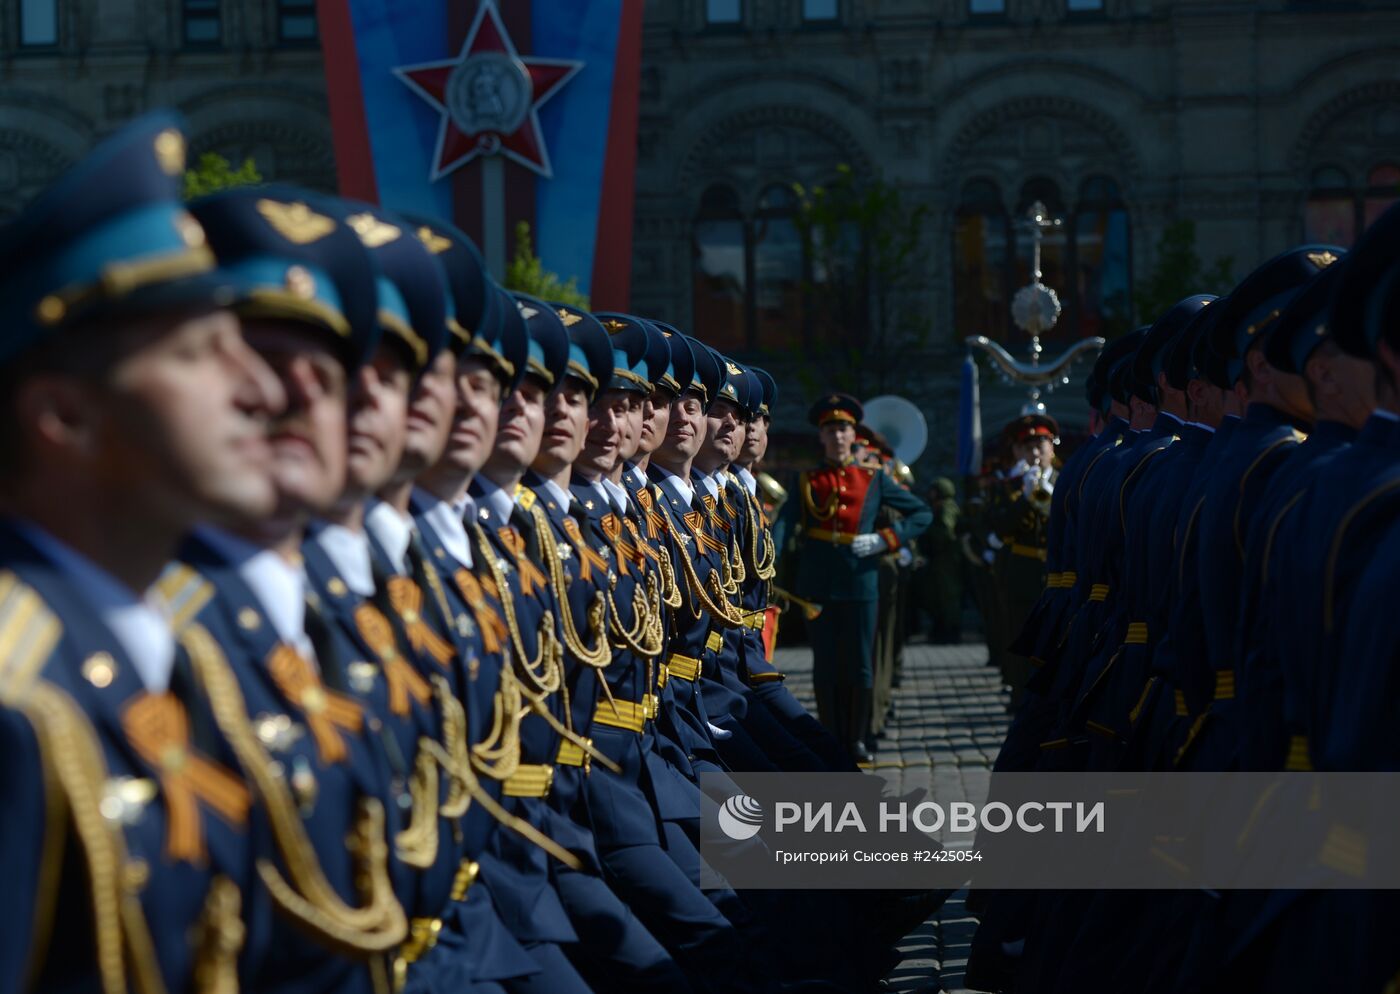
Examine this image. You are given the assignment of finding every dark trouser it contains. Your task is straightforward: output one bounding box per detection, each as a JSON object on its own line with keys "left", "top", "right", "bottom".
{"left": 552, "top": 866, "right": 695, "bottom": 994}
{"left": 808, "top": 597, "right": 876, "bottom": 752}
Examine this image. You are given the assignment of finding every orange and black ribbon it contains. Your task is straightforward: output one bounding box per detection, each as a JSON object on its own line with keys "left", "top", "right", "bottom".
{"left": 703, "top": 493, "right": 731, "bottom": 534}
{"left": 635, "top": 488, "right": 667, "bottom": 540}
{"left": 454, "top": 569, "right": 506, "bottom": 655}
{"left": 385, "top": 576, "right": 456, "bottom": 667}
{"left": 497, "top": 526, "right": 547, "bottom": 597}
{"left": 684, "top": 510, "right": 728, "bottom": 555}
{"left": 601, "top": 514, "right": 646, "bottom": 576}
{"left": 267, "top": 645, "right": 363, "bottom": 765}
{"left": 622, "top": 516, "right": 660, "bottom": 564}
{"left": 123, "top": 692, "right": 251, "bottom": 864}
{"left": 353, "top": 602, "right": 432, "bottom": 717}
{"left": 561, "top": 517, "right": 610, "bottom": 583}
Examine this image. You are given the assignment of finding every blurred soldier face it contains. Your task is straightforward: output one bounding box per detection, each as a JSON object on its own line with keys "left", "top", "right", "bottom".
{"left": 488, "top": 375, "right": 548, "bottom": 476}
{"left": 620, "top": 392, "right": 645, "bottom": 462}
{"left": 1304, "top": 342, "right": 1376, "bottom": 430}
{"left": 344, "top": 343, "right": 413, "bottom": 498}
{"left": 1016, "top": 437, "right": 1054, "bottom": 467}
{"left": 697, "top": 397, "right": 743, "bottom": 471}
{"left": 740, "top": 415, "right": 769, "bottom": 465}
{"left": 70, "top": 309, "right": 284, "bottom": 527}
{"left": 534, "top": 376, "right": 590, "bottom": 478}
{"left": 400, "top": 349, "right": 457, "bottom": 478}
{"left": 243, "top": 320, "right": 348, "bottom": 517}
{"left": 638, "top": 388, "right": 671, "bottom": 455}
{"left": 579, "top": 389, "right": 629, "bottom": 478}
{"left": 659, "top": 389, "right": 706, "bottom": 463}
{"left": 433, "top": 356, "right": 503, "bottom": 477}
{"left": 820, "top": 421, "right": 855, "bottom": 463}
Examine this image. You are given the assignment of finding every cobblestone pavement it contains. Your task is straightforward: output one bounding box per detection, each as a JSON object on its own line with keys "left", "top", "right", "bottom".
{"left": 775, "top": 640, "right": 1008, "bottom": 994}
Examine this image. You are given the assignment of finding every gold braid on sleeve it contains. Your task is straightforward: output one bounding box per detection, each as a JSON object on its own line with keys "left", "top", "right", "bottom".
{"left": 180, "top": 624, "right": 407, "bottom": 953}
{"left": 530, "top": 505, "right": 611, "bottom": 671}
{"left": 471, "top": 523, "right": 561, "bottom": 697}
{"left": 392, "top": 744, "right": 440, "bottom": 869}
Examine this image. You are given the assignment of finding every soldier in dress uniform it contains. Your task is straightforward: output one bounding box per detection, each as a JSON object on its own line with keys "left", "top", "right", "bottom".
{"left": 772, "top": 393, "right": 931, "bottom": 764}
{"left": 985, "top": 413, "right": 1058, "bottom": 710}
{"left": 0, "top": 112, "right": 287, "bottom": 994}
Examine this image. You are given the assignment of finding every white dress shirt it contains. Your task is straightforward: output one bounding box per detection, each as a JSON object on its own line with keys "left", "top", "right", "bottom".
{"left": 20, "top": 522, "right": 176, "bottom": 693}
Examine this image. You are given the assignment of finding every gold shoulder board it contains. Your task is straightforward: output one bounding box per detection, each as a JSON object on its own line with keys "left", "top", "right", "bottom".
{"left": 154, "top": 563, "right": 214, "bottom": 634}
{"left": 0, "top": 571, "right": 62, "bottom": 704}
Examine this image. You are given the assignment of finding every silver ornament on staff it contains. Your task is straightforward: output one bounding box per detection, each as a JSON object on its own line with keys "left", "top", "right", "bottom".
{"left": 966, "top": 200, "right": 1104, "bottom": 416}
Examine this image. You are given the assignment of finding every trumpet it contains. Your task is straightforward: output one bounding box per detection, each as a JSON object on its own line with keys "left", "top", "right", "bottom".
{"left": 756, "top": 471, "right": 788, "bottom": 523}
{"left": 772, "top": 586, "right": 822, "bottom": 621}
{"left": 1022, "top": 464, "right": 1053, "bottom": 514}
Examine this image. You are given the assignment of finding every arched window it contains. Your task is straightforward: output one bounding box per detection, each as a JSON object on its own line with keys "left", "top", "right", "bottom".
{"left": 1364, "top": 163, "right": 1400, "bottom": 230}
{"left": 952, "top": 179, "right": 1012, "bottom": 338}
{"left": 691, "top": 185, "right": 749, "bottom": 352}
{"left": 1304, "top": 166, "right": 1356, "bottom": 245}
{"left": 1303, "top": 163, "right": 1400, "bottom": 246}
{"left": 1072, "top": 176, "right": 1131, "bottom": 339}
{"left": 752, "top": 185, "right": 804, "bottom": 349}
{"left": 19, "top": 0, "right": 58, "bottom": 46}
{"left": 952, "top": 175, "right": 1133, "bottom": 342}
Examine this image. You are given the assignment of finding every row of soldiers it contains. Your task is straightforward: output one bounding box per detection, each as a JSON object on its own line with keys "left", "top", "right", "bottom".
{"left": 0, "top": 113, "right": 936, "bottom": 994}
{"left": 967, "top": 197, "right": 1400, "bottom": 991}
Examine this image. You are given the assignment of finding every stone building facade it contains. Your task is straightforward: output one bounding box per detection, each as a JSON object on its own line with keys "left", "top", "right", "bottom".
{"left": 4, "top": 0, "right": 1399, "bottom": 470}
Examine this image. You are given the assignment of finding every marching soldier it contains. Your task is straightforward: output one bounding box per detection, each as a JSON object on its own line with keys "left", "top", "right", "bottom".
{"left": 772, "top": 393, "right": 931, "bottom": 764}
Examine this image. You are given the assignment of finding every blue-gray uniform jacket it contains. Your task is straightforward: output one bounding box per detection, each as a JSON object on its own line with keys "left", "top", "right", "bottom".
{"left": 0, "top": 519, "right": 271, "bottom": 994}
{"left": 1180, "top": 403, "right": 1308, "bottom": 771}
{"left": 1133, "top": 414, "right": 1241, "bottom": 767}
{"left": 1231, "top": 419, "right": 1357, "bottom": 771}
{"left": 465, "top": 481, "right": 580, "bottom": 947}
{"left": 167, "top": 529, "right": 408, "bottom": 994}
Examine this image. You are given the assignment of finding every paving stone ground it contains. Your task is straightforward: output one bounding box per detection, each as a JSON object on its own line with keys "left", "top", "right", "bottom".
{"left": 774, "top": 639, "right": 1007, "bottom": 994}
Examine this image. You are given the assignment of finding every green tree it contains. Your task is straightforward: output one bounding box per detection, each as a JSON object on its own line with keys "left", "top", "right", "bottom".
{"left": 792, "top": 164, "right": 930, "bottom": 395}
{"left": 182, "top": 152, "right": 262, "bottom": 200}
{"left": 505, "top": 221, "right": 589, "bottom": 309}
{"left": 1132, "top": 220, "right": 1234, "bottom": 327}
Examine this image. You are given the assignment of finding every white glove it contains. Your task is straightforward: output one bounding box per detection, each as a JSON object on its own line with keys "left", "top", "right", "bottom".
{"left": 896, "top": 547, "right": 914, "bottom": 567}
{"left": 982, "top": 548, "right": 997, "bottom": 566}
{"left": 706, "top": 721, "right": 733, "bottom": 740}
{"left": 851, "top": 533, "right": 886, "bottom": 558}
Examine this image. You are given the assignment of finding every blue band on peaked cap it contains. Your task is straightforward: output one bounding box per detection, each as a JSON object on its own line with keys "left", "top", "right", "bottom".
{"left": 653, "top": 322, "right": 698, "bottom": 400}
{"left": 640, "top": 319, "right": 680, "bottom": 395}
{"left": 191, "top": 185, "right": 382, "bottom": 371}
{"left": 398, "top": 212, "right": 514, "bottom": 382}
{"left": 551, "top": 303, "right": 614, "bottom": 403}
{"left": 751, "top": 367, "right": 777, "bottom": 418}
{"left": 341, "top": 202, "right": 450, "bottom": 372}
{"left": 1206, "top": 244, "right": 1345, "bottom": 385}
{"left": 687, "top": 338, "right": 724, "bottom": 410}
{"left": 0, "top": 111, "right": 243, "bottom": 367}
{"left": 512, "top": 292, "right": 569, "bottom": 388}
{"left": 591, "top": 312, "right": 656, "bottom": 395}
{"left": 489, "top": 284, "right": 530, "bottom": 395}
